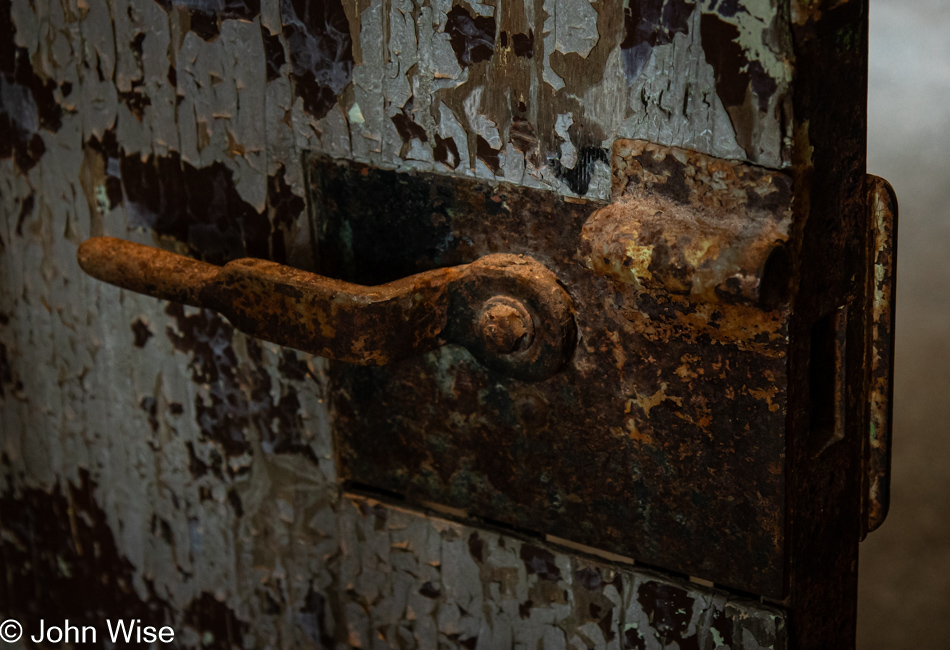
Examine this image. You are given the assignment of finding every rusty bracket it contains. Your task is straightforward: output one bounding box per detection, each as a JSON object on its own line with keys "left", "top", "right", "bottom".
{"left": 864, "top": 175, "right": 898, "bottom": 535}
{"left": 579, "top": 192, "right": 791, "bottom": 307}
{"left": 76, "top": 237, "right": 576, "bottom": 381}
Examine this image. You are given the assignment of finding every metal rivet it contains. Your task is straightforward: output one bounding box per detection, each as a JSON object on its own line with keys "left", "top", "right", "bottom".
{"left": 478, "top": 297, "right": 534, "bottom": 355}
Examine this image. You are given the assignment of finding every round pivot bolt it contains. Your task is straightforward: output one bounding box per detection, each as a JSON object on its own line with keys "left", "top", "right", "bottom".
{"left": 479, "top": 297, "right": 535, "bottom": 355}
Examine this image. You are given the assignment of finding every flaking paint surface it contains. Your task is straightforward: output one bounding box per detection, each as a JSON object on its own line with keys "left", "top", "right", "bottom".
{"left": 313, "top": 0, "right": 793, "bottom": 199}
{"left": 0, "top": 0, "right": 789, "bottom": 645}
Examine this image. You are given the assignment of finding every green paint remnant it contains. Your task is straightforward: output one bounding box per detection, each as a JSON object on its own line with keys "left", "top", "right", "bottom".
{"left": 711, "top": 627, "right": 725, "bottom": 647}
{"left": 623, "top": 622, "right": 645, "bottom": 644}
{"left": 723, "top": 0, "right": 793, "bottom": 87}
{"left": 95, "top": 184, "right": 110, "bottom": 215}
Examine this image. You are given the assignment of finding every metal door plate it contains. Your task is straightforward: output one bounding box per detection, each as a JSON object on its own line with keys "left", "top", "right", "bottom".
{"left": 310, "top": 141, "right": 794, "bottom": 597}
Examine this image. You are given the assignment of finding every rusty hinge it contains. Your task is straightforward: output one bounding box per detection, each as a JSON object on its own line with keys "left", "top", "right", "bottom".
{"left": 864, "top": 175, "right": 898, "bottom": 536}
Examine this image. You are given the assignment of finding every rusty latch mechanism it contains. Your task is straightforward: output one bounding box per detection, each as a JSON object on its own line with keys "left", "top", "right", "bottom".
{"left": 75, "top": 149, "right": 898, "bottom": 598}
{"left": 77, "top": 237, "right": 576, "bottom": 381}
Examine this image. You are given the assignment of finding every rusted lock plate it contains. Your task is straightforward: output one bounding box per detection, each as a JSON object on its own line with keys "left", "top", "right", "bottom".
{"left": 312, "top": 140, "right": 793, "bottom": 597}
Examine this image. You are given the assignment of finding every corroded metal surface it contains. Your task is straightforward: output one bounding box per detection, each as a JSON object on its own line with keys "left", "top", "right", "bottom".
{"left": 316, "top": 150, "right": 793, "bottom": 597}
{"left": 0, "top": 0, "right": 892, "bottom": 646}
{"left": 77, "top": 237, "right": 576, "bottom": 380}
{"left": 586, "top": 140, "right": 793, "bottom": 305}
{"left": 781, "top": 2, "right": 875, "bottom": 645}
{"left": 864, "top": 175, "right": 897, "bottom": 534}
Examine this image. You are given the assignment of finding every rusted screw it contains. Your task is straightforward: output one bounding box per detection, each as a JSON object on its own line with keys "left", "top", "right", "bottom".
{"left": 478, "top": 297, "right": 534, "bottom": 355}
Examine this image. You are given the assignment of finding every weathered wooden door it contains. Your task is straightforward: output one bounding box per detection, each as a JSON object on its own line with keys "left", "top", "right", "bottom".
{"left": 0, "top": 0, "right": 895, "bottom": 648}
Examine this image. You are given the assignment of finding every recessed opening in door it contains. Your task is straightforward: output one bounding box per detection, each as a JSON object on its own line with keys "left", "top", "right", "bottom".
{"left": 809, "top": 306, "right": 848, "bottom": 456}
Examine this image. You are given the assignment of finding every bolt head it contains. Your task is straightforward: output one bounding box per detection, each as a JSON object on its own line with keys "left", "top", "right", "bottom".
{"left": 479, "top": 298, "right": 534, "bottom": 355}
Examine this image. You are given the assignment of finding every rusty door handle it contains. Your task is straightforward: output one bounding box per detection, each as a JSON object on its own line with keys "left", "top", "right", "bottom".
{"left": 77, "top": 237, "right": 576, "bottom": 381}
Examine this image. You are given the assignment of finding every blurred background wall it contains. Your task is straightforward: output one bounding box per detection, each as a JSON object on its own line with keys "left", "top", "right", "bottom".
{"left": 858, "top": 0, "right": 950, "bottom": 647}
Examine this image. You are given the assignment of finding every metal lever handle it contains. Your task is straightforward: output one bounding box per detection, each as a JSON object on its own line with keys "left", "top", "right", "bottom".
{"left": 77, "top": 237, "right": 576, "bottom": 381}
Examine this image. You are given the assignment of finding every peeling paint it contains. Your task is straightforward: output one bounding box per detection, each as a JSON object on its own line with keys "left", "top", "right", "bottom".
{"left": 287, "top": 0, "right": 793, "bottom": 198}
{"left": 621, "top": 0, "right": 695, "bottom": 82}
{"left": 0, "top": 0, "right": 862, "bottom": 644}
{"left": 281, "top": 0, "right": 354, "bottom": 120}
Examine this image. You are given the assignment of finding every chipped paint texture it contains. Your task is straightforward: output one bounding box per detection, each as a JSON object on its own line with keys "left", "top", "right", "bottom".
{"left": 1, "top": 0, "right": 790, "bottom": 644}
{"left": 309, "top": 0, "right": 794, "bottom": 199}
{"left": 334, "top": 495, "right": 786, "bottom": 649}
